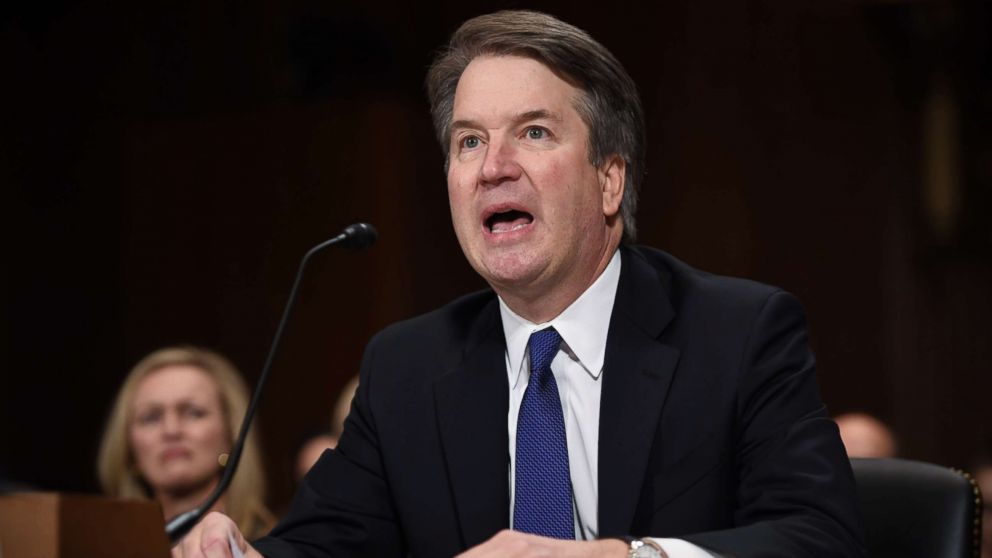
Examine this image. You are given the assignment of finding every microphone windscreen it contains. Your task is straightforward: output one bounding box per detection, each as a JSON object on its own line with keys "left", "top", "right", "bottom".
{"left": 341, "top": 223, "right": 378, "bottom": 250}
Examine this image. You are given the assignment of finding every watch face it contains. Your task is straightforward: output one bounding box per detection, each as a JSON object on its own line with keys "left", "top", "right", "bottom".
{"left": 632, "top": 545, "right": 661, "bottom": 558}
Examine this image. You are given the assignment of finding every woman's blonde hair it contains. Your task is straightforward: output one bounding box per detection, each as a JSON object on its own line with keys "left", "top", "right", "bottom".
{"left": 97, "top": 346, "right": 275, "bottom": 539}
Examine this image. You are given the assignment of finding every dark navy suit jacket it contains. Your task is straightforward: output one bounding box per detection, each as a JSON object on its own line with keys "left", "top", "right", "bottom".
{"left": 254, "top": 246, "right": 866, "bottom": 558}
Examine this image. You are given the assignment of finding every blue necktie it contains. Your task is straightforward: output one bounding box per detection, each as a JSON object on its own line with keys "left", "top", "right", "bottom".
{"left": 513, "top": 327, "right": 574, "bottom": 539}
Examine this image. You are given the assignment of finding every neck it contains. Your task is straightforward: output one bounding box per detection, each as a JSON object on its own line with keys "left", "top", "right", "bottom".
{"left": 157, "top": 477, "right": 224, "bottom": 522}
{"left": 497, "top": 236, "right": 620, "bottom": 323}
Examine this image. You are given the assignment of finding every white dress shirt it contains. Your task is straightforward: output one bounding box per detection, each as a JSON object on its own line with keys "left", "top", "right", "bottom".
{"left": 499, "top": 249, "right": 718, "bottom": 558}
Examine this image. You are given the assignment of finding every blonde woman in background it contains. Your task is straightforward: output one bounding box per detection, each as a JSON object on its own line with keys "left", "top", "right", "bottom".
{"left": 97, "top": 346, "right": 275, "bottom": 539}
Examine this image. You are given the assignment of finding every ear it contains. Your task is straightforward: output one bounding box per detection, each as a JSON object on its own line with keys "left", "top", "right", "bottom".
{"left": 598, "top": 154, "right": 626, "bottom": 218}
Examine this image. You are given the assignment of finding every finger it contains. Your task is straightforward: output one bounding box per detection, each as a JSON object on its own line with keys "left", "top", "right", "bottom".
{"left": 201, "top": 535, "right": 233, "bottom": 558}
{"left": 199, "top": 521, "right": 236, "bottom": 558}
{"left": 228, "top": 531, "right": 246, "bottom": 558}
{"left": 175, "top": 528, "right": 200, "bottom": 558}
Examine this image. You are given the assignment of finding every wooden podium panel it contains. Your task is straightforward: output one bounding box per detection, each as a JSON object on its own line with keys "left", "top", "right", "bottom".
{"left": 0, "top": 492, "right": 170, "bottom": 558}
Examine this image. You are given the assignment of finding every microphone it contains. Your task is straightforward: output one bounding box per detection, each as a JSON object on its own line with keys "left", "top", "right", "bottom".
{"left": 335, "top": 222, "right": 378, "bottom": 250}
{"left": 165, "top": 222, "right": 378, "bottom": 544}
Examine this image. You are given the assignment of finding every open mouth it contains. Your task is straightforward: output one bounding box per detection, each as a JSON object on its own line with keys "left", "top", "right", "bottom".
{"left": 485, "top": 209, "right": 534, "bottom": 234}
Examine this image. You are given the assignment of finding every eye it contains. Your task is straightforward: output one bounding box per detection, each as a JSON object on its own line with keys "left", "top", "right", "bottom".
{"left": 461, "top": 135, "right": 481, "bottom": 150}
{"left": 135, "top": 409, "right": 162, "bottom": 425}
{"left": 181, "top": 404, "right": 208, "bottom": 419}
{"left": 525, "top": 127, "right": 548, "bottom": 140}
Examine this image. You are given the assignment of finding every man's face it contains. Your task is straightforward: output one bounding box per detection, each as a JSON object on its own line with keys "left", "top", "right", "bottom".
{"left": 447, "top": 55, "right": 623, "bottom": 303}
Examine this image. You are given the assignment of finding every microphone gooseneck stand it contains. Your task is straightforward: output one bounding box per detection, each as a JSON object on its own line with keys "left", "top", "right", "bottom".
{"left": 165, "top": 222, "right": 378, "bottom": 544}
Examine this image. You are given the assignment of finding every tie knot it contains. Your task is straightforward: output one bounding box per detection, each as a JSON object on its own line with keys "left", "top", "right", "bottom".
{"left": 528, "top": 327, "right": 562, "bottom": 378}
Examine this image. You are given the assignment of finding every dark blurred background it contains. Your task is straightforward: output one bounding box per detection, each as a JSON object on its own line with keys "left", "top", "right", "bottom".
{"left": 3, "top": 0, "right": 990, "bottom": 511}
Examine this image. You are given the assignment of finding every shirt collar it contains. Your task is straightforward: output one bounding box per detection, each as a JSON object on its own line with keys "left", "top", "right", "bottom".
{"left": 499, "top": 249, "right": 622, "bottom": 387}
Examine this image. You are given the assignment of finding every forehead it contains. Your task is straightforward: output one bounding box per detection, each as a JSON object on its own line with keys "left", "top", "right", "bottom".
{"left": 132, "top": 364, "right": 220, "bottom": 406}
{"left": 452, "top": 55, "right": 582, "bottom": 121}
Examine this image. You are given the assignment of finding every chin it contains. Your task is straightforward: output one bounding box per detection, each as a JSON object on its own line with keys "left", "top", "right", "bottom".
{"left": 156, "top": 472, "right": 217, "bottom": 494}
{"left": 477, "top": 251, "right": 548, "bottom": 289}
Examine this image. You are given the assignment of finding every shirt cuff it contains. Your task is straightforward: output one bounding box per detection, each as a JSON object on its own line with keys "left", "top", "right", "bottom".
{"left": 651, "top": 538, "right": 722, "bottom": 558}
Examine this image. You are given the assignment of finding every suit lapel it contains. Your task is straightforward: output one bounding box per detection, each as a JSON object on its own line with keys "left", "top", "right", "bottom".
{"left": 598, "top": 247, "right": 681, "bottom": 537}
{"left": 433, "top": 298, "right": 510, "bottom": 548}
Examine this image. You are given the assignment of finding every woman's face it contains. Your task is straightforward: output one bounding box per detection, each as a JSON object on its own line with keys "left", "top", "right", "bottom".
{"left": 128, "top": 365, "right": 229, "bottom": 497}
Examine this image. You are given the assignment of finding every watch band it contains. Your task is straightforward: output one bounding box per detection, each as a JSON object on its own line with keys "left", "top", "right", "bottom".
{"left": 616, "top": 536, "right": 670, "bottom": 558}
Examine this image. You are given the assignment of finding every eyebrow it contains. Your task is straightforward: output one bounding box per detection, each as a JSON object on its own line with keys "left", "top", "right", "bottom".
{"left": 514, "top": 109, "right": 563, "bottom": 126}
{"left": 450, "top": 109, "right": 564, "bottom": 134}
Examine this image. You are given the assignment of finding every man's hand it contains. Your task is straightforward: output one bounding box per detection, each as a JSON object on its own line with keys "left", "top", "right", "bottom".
{"left": 171, "top": 511, "right": 263, "bottom": 558}
{"left": 456, "top": 530, "right": 628, "bottom": 558}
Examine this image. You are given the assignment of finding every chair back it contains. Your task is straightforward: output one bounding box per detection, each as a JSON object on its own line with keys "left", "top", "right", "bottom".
{"left": 851, "top": 457, "right": 982, "bottom": 558}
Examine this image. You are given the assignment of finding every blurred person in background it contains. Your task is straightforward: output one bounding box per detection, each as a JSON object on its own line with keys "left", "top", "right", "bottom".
{"left": 835, "top": 412, "right": 898, "bottom": 458}
{"left": 331, "top": 374, "right": 359, "bottom": 437}
{"left": 294, "top": 430, "right": 338, "bottom": 482}
{"left": 97, "top": 346, "right": 275, "bottom": 539}
{"left": 293, "top": 374, "right": 359, "bottom": 481}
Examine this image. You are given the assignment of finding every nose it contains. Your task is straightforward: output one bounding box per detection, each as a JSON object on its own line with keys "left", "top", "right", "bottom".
{"left": 162, "top": 411, "right": 182, "bottom": 438}
{"left": 479, "top": 134, "right": 522, "bottom": 186}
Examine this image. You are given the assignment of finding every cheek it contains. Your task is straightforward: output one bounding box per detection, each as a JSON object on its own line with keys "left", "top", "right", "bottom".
{"left": 446, "top": 178, "right": 476, "bottom": 231}
{"left": 550, "top": 166, "right": 599, "bottom": 222}
{"left": 536, "top": 152, "right": 587, "bottom": 202}
{"left": 446, "top": 184, "right": 462, "bottom": 216}
{"left": 194, "top": 419, "right": 229, "bottom": 452}
{"left": 128, "top": 427, "right": 157, "bottom": 465}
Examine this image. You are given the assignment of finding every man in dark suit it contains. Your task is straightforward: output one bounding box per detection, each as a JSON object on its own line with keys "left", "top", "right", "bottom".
{"left": 175, "top": 10, "right": 864, "bottom": 558}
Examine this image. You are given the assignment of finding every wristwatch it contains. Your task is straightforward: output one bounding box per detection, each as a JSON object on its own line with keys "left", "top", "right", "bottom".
{"left": 618, "top": 536, "right": 669, "bottom": 558}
